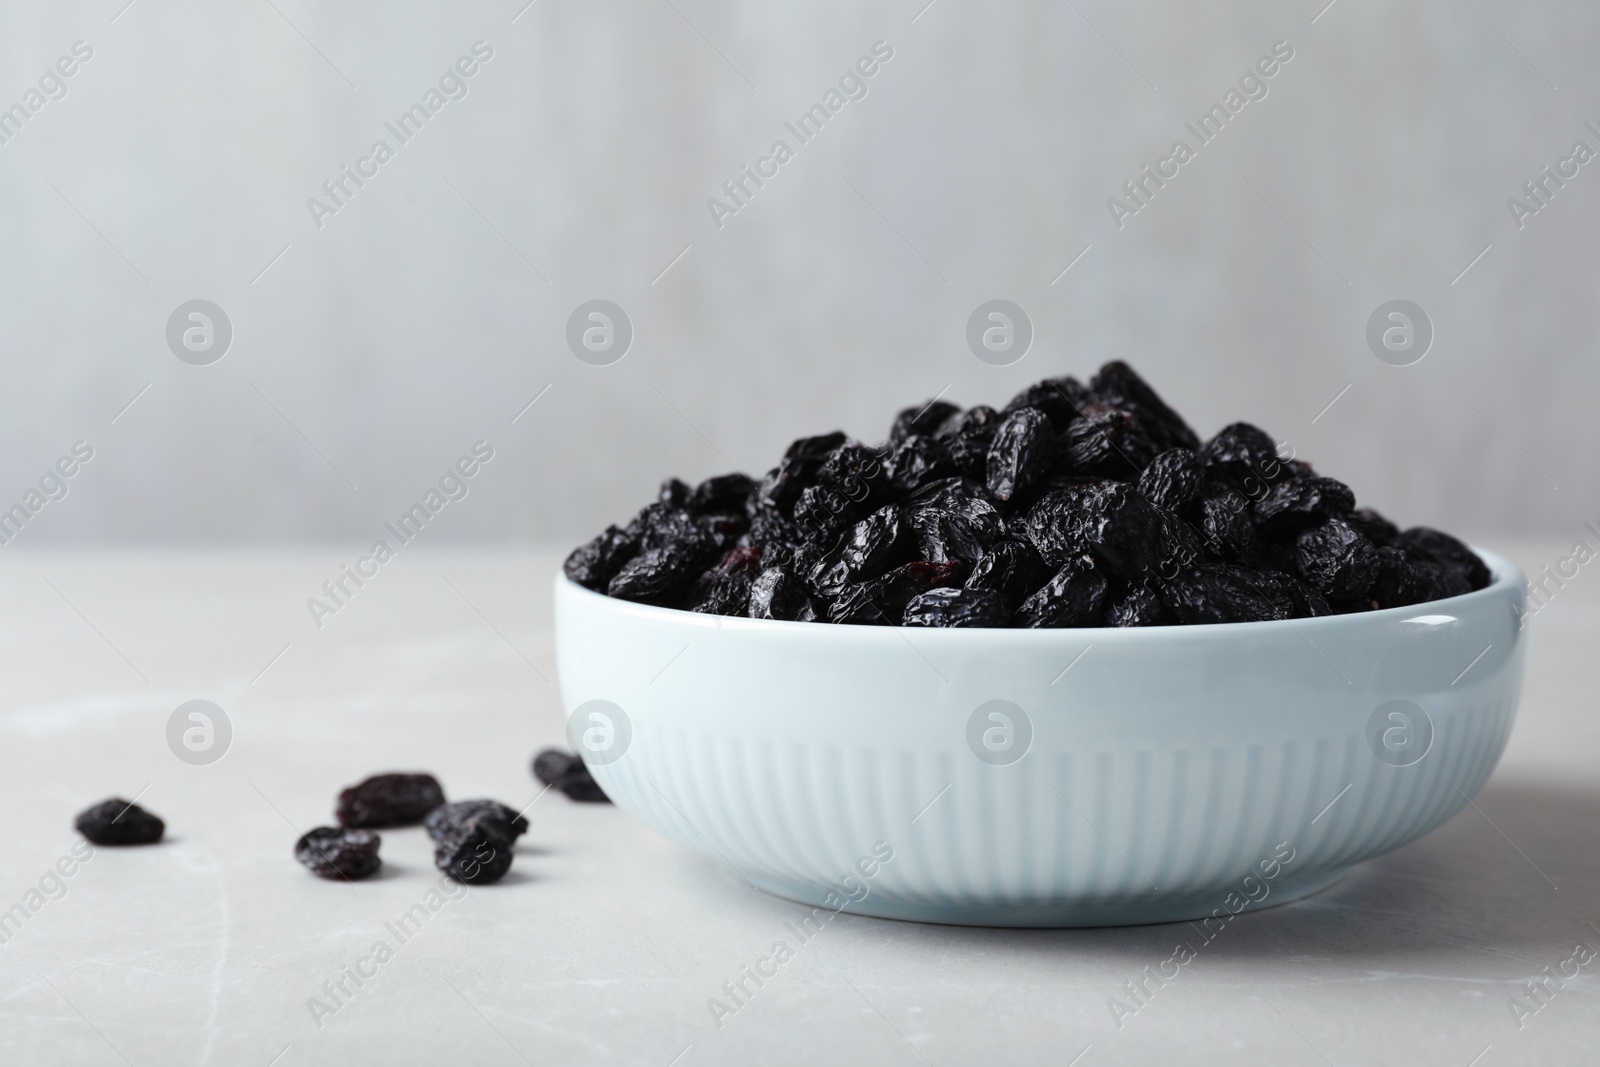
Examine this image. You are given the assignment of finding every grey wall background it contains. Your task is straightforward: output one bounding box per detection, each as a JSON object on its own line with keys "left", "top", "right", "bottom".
{"left": 0, "top": 0, "right": 1593, "bottom": 547}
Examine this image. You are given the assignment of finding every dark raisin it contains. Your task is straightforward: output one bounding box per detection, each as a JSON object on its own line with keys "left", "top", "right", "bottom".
{"left": 792, "top": 483, "right": 869, "bottom": 545}
{"left": 903, "top": 587, "right": 1010, "bottom": 627}
{"left": 828, "top": 561, "right": 962, "bottom": 625}
{"left": 1196, "top": 483, "right": 1257, "bottom": 563}
{"left": 1161, "top": 564, "right": 1283, "bottom": 624}
{"left": 1003, "top": 377, "right": 1092, "bottom": 431}
{"left": 1081, "top": 485, "right": 1201, "bottom": 584}
{"left": 1060, "top": 405, "right": 1160, "bottom": 479}
{"left": 907, "top": 476, "right": 995, "bottom": 511}
{"left": 1240, "top": 568, "right": 1332, "bottom": 618}
{"left": 935, "top": 405, "right": 1000, "bottom": 440}
{"left": 1104, "top": 587, "right": 1168, "bottom": 627}
{"left": 1015, "top": 557, "right": 1109, "bottom": 628}
{"left": 563, "top": 525, "right": 639, "bottom": 591}
{"left": 1295, "top": 518, "right": 1380, "bottom": 606}
{"left": 659, "top": 478, "right": 691, "bottom": 508}
{"left": 1399, "top": 527, "right": 1491, "bottom": 591}
{"left": 434, "top": 822, "right": 514, "bottom": 885}
{"left": 1372, "top": 546, "right": 1432, "bottom": 609}
{"left": 532, "top": 749, "right": 611, "bottom": 803}
{"left": 1137, "top": 448, "right": 1204, "bottom": 513}
{"left": 1346, "top": 507, "right": 1401, "bottom": 548}
{"left": 886, "top": 434, "right": 957, "bottom": 494}
{"left": 74, "top": 798, "right": 165, "bottom": 846}
{"left": 425, "top": 800, "right": 528, "bottom": 845}
{"left": 687, "top": 473, "right": 756, "bottom": 515}
{"left": 742, "top": 500, "right": 801, "bottom": 550}
{"left": 808, "top": 505, "right": 906, "bottom": 596}
{"left": 686, "top": 565, "right": 756, "bottom": 616}
{"left": 295, "top": 827, "right": 381, "bottom": 880}
{"left": 336, "top": 773, "right": 445, "bottom": 829}
{"left": 607, "top": 523, "right": 718, "bottom": 606}
{"left": 1022, "top": 481, "right": 1118, "bottom": 568}
{"left": 695, "top": 512, "right": 747, "bottom": 551}
{"left": 965, "top": 540, "right": 1051, "bottom": 610}
{"left": 1089, "top": 360, "right": 1201, "bottom": 452}
{"left": 748, "top": 566, "right": 810, "bottom": 620}
{"left": 1200, "top": 423, "right": 1286, "bottom": 490}
{"left": 889, "top": 400, "right": 962, "bottom": 444}
{"left": 985, "top": 407, "right": 1055, "bottom": 503}
{"left": 1413, "top": 560, "right": 1473, "bottom": 601}
{"left": 760, "top": 431, "right": 849, "bottom": 512}
{"left": 1252, "top": 476, "right": 1356, "bottom": 535}
{"left": 908, "top": 507, "right": 990, "bottom": 567}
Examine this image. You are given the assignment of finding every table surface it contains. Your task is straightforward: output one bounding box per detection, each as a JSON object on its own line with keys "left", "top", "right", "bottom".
{"left": 0, "top": 544, "right": 1595, "bottom": 1067}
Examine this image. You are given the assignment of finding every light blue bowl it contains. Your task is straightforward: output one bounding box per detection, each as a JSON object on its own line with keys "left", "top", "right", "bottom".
{"left": 554, "top": 549, "right": 1526, "bottom": 927}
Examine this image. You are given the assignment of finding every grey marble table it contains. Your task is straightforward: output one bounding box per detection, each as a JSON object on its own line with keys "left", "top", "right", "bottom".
{"left": 0, "top": 545, "right": 1594, "bottom": 1066}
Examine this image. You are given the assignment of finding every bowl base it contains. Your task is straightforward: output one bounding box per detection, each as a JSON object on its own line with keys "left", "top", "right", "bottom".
{"left": 742, "top": 867, "right": 1351, "bottom": 928}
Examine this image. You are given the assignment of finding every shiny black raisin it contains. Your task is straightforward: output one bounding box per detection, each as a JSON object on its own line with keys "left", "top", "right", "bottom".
{"left": 903, "top": 587, "right": 1010, "bottom": 627}
{"left": 965, "top": 540, "right": 1051, "bottom": 610}
{"left": 336, "top": 773, "right": 445, "bottom": 828}
{"left": 1015, "top": 557, "right": 1109, "bottom": 628}
{"left": 747, "top": 567, "right": 810, "bottom": 620}
{"left": 532, "top": 749, "right": 611, "bottom": 803}
{"left": 1136, "top": 448, "right": 1204, "bottom": 513}
{"left": 986, "top": 407, "right": 1055, "bottom": 503}
{"left": 295, "top": 827, "right": 381, "bottom": 880}
{"left": 74, "top": 798, "right": 165, "bottom": 846}
{"left": 1295, "top": 518, "right": 1380, "bottom": 605}
{"left": 1089, "top": 360, "right": 1201, "bottom": 452}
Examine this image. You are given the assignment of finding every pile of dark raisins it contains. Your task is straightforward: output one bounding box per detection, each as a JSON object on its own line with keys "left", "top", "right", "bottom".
{"left": 565, "top": 362, "right": 1490, "bottom": 626}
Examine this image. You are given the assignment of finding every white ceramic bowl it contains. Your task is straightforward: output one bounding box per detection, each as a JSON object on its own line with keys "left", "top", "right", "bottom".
{"left": 553, "top": 549, "right": 1526, "bottom": 927}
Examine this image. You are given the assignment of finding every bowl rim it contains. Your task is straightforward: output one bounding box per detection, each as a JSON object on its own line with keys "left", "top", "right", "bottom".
{"left": 556, "top": 545, "right": 1522, "bottom": 642}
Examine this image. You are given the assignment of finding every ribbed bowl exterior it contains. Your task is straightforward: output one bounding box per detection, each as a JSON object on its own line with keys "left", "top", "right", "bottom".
{"left": 554, "top": 550, "right": 1526, "bottom": 926}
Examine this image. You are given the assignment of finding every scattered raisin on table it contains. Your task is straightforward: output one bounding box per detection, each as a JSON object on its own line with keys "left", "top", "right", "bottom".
{"left": 336, "top": 773, "right": 445, "bottom": 828}
{"left": 434, "top": 822, "right": 515, "bottom": 885}
{"left": 563, "top": 361, "right": 1493, "bottom": 627}
{"left": 74, "top": 798, "right": 165, "bottom": 846}
{"left": 425, "top": 800, "right": 528, "bottom": 845}
{"left": 295, "top": 827, "right": 381, "bottom": 880}
{"left": 533, "top": 749, "right": 611, "bottom": 803}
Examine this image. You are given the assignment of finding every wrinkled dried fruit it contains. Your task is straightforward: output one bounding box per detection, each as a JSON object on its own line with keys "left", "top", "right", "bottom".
{"left": 336, "top": 773, "right": 445, "bottom": 829}
{"left": 74, "top": 798, "right": 164, "bottom": 846}
{"left": 1161, "top": 564, "right": 1283, "bottom": 624}
{"left": 687, "top": 473, "right": 756, "bottom": 515}
{"left": 1004, "top": 377, "right": 1091, "bottom": 430}
{"left": 532, "top": 749, "right": 611, "bottom": 803}
{"left": 986, "top": 407, "right": 1055, "bottom": 503}
{"left": 829, "top": 561, "right": 961, "bottom": 625}
{"left": 1252, "top": 476, "right": 1356, "bottom": 535}
{"left": 1104, "top": 588, "right": 1168, "bottom": 627}
{"left": 1015, "top": 558, "right": 1109, "bottom": 628}
{"left": 1295, "top": 518, "right": 1380, "bottom": 606}
{"left": 1089, "top": 361, "right": 1201, "bottom": 452}
{"left": 295, "top": 827, "right": 381, "bottom": 880}
{"left": 747, "top": 567, "right": 810, "bottom": 620}
{"left": 1346, "top": 506, "right": 1401, "bottom": 548}
{"left": 1399, "top": 526, "right": 1491, "bottom": 591}
{"left": 808, "top": 506, "right": 905, "bottom": 596}
{"left": 571, "top": 362, "right": 1490, "bottom": 627}
{"left": 1197, "top": 483, "right": 1257, "bottom": 563}
{"left": 903, "top": 587, "right": 1010, "bottom": 627}
{"left": 426, "top": 800, "right": 528, "bottom": 845}
{"left": 965, "top": 540, "right": 1051, "bottom": 610}
{"left": 1137, "top": 448, "right": 1204, "bottom": 513}
{"left": 434, "top": 823, "right": 514, "bottom": 885}
{"left": 1061, "top": 405, "right": 1160, "bottom": 478}
{"left": 890, "top": 400, "right": 961, "bottom": 444}
{"left": 563, "top": 525, "right": 638, "bottom": 591}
